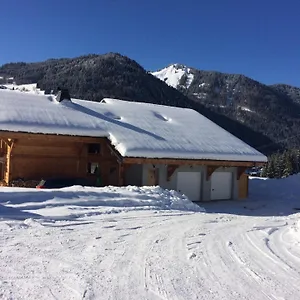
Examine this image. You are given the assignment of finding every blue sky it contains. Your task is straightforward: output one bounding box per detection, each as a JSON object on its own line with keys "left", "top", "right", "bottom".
{"left": 1, "top": 0, "right": 300, "bottom": 86}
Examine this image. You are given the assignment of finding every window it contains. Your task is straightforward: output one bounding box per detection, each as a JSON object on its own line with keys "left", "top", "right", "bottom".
{"left": 88, "top": 143, "right": 101, "bottom": 154}
{"left": 87, "top": 162, "right": 99, "bottom": 175}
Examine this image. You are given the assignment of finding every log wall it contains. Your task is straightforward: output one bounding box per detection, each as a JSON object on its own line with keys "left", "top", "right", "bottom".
{"left": 0, "top": 132, "right": 254, "bottom": 197}
{"left": 0, "top": 133, "right": 120, "bottom": 186}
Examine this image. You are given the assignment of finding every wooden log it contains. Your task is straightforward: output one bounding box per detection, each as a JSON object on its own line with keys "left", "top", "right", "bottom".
{"left": 5, "top": 139, "right": 15, "bottom": 184}
{"left": 167, "top": 165, "right": 178, "bottom": 181}
{"left": 238, "top": 174, "right": 249, "bottom": 199}
{"left": 123, "top": 157, "right": 265, "bottom": 167}
{"left": 237, "top": 166, "right": 248, "bottom": 180}
{"left": 0, "top": 131, "right": 107, "bottom": 144}
{"left": 206, "top": 166, "right": 220, "bottom": 180}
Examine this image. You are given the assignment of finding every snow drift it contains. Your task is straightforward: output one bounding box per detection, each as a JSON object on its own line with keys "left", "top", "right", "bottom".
{"left": 0, "top": 185, "right": 204, "bottom": 220}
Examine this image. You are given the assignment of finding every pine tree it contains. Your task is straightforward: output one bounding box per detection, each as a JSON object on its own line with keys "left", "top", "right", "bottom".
{"left": 267, "top": 157, "right": 276, "bottom": 178}
{"left": 261, "top": 166, "right": 268, "bottom": 177}
{"left": 283, "top": 151, "right": 293, "bottom": 177}
{"left": 293, "top": 149, "right": 300, "bottom": 173}
{"left": 262, "top": 149, "right": 300, "bottom": 179}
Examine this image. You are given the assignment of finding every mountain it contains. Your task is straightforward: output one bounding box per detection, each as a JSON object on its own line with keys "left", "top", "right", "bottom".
{"left": 0, "top": 54, "right": 192, "bottom": 108}
{"left": 152, "top": 64, "right": 195, "bottom": 89}
{"left": 152, "top": 64, "right": 300, "bottom": 150}
{"left": 271, "top": 84, "right": 300, "bottom": 105}
{"left": 0, "top": 53, "right": 280, "bottom": 154}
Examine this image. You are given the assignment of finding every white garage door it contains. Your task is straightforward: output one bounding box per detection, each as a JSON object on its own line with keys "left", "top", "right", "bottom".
{"left": 177, "top": 172, "right": 201, "bottom": 201}
{"left": 211, "top": 172, "right": 232, "bottom": 200}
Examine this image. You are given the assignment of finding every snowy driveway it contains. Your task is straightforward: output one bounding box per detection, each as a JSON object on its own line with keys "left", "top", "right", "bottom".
{"left": 0, "top": 177, "right": 300, "bottom": 299}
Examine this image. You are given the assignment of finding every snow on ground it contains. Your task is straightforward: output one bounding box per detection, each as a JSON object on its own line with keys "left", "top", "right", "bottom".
{"left": 0, "top": 177, "right": 300, "bottom": 299}
{"left": 239, "top": 106, "right": 255, "bottom": 113}
{"left": 192, "top": 92, "right": 208, "bottom": 99}
{"left": 0, "top": 185, "right": 204, "bottom": 220}
{"left": 2, "top": 83, "right": 45, "bottom": 95}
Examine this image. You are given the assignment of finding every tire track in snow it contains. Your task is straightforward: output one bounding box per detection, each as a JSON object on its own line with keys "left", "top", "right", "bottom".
{"left": 198, "top": 220, "right": 257, "bottom": 299}
{"left": 238, "top": 220, "right": 300, "bottom": 299}
{"left": 102, "top": 212, "right": 210, "bottom": 300}
{"left": 193, "top": 216, "right": 300, "bottom": 300}
{"left": 106, "top": 215, "right": 184, "bottom": 299}
{"left": 1, "top": 211, "right": 300, "bottom": 299}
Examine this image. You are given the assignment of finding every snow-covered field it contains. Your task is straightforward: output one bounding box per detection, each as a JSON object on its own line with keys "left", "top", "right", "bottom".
{"left": 0, "top": 177, "right": 300, "bottom": 299}
{"left": 1, "top": 83, "right": 45, "bottom": 95}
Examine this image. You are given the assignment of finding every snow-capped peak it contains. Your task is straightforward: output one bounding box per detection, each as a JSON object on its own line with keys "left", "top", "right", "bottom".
{"left": 152, "top": 64, "right": 194, "bottom": 89}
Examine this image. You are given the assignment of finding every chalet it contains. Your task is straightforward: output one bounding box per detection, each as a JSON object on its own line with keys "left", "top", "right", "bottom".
{"left": 0, "top": 89, "right": 267, "bottom": 201}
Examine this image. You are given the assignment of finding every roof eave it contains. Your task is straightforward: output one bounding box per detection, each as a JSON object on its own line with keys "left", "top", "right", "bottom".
{"left": 122, "top": 157, "right": 267, "bottom": 167}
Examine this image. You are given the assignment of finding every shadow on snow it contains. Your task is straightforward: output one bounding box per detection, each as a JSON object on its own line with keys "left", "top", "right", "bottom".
{"left": 200, "top": 176, "right": 300, "bottom": 217}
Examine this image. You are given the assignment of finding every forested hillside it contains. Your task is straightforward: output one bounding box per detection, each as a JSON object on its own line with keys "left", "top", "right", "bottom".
{"left": 0, "top": 53, "right": 288, "bottom": 154}
{"left": 153, "top": 64, "right": 300, "bottom": 150}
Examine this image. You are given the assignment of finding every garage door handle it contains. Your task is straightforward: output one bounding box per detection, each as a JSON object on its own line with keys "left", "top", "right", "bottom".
{"left": 212, "top": 189, "right": 215, "bottom": 191}
{"left": 178, "top": 189, "right": 181, "bottom": 192}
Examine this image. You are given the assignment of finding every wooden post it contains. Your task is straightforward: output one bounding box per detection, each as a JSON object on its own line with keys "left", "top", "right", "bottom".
{"left": 236, "top": 166, "right": 248, "bottom": 180}
{"left": 238, "top": 174, "right": 249, "bottom": 199}
{"left": 5, "top": 139, "right": 16, "bottom": 185}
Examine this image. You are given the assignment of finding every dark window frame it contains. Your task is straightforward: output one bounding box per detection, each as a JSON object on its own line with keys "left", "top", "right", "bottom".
{"left": 88, "top": 143, "right": 101, "bottom": 154}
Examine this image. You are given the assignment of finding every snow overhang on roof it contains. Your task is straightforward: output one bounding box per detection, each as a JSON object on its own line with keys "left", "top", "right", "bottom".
{"left": 0, "top": 89, "right": 267, "bottom": 162}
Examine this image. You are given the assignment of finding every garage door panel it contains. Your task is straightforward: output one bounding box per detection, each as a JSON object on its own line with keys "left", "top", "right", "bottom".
{"left": 177, "top": 172, "right": 201, "bottom": 201}
{"left": 211, "top": 172, "right": 232, "bottom": 200}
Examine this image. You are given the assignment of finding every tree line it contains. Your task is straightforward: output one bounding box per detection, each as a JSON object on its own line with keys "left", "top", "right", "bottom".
{"left": 262, "top": 149, "right": 300, "bottom": 178}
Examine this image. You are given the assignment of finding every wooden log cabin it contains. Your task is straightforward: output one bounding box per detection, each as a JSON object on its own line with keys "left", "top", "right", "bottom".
{"left": 0, "top": 89, "right": 267, "bottom": 201}
{"left": 0, "top": 133, "right": 121, "bottom": 187}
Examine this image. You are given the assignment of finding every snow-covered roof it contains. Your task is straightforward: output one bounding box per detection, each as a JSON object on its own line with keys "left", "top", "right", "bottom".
{"left": 0, "top": 89, "right": 267, "bottom": 162}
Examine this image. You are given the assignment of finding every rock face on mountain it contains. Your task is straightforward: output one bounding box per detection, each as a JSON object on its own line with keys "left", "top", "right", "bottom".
{"left": 153, "top": 64, "right": 300, "bottom": 150}
{"left": 0, "top": 53, "right": 287, "bottom": 154}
